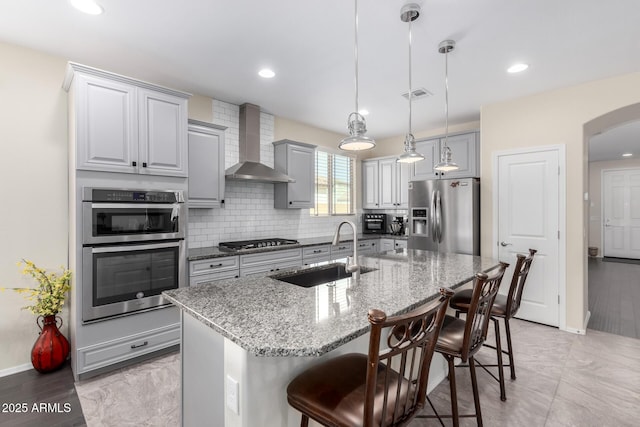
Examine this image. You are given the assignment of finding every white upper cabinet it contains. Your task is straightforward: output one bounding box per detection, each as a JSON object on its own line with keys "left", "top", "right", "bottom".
{"left": 412, "top": 132, "right": 479, "bottom": 180}
{"left": 362, "top": 160, "right": 380, "bottom": 209}
{"left": 362, "top": 157, "right": 410, "bottom": 209}
{"left": 188, "top": 120, "right": 226, "bottom": 208}
{"left": 64, "top": 62, "right": 190, "bottom": 177}
{"left": 273, "top": 140, "right": 317, "bottom": 209}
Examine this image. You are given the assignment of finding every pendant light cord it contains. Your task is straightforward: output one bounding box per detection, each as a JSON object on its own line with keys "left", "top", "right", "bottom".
{"left": 444, "top": 45, "right": 449, "bottom": 149}
{"left": 408, "top": 17, "right": 413, "bottom": 141}
{"left": 354, "top": 0, "right": 359, "bottom": 115}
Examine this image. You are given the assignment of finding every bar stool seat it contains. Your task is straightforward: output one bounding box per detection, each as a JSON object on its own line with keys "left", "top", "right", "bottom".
{"left": 287, "top": 353, "right": 412, "bottom": 427}
{"left": 287, "top": 288, "right": 453, "bottom": 427}
{"left": 451, "top": 292, "right": 509, "bottom": 317}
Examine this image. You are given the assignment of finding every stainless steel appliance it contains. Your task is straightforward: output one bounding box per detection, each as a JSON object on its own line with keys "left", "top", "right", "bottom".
{"left": 219, "top": 238, "right": 299, "bottom": 251}
{"left": 408, "top": 178, "right": 479, "bottom": 255}
{"left": 82, "top": 188, "right": 186, "bottom": 322}
{"left": 362, "top": 213, "right": 386, "bottom": 234}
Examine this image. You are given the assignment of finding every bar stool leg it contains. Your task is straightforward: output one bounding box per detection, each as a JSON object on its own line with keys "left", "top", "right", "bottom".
{"left": 504, "top": 317, "right": 516, "bottom": 380}
{"left": 446, "top": 355, "right": 460, "bottom": 427}
{"left": 469, "top": 357, "right": 483, "bottom": 427}
{"left": 493, "top": 317, "right": 507, "bottom": 401}
{"left": 300, "top": 414, "right": 309, "bottom": 427}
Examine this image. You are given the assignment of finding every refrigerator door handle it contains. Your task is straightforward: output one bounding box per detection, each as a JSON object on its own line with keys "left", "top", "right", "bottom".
{"left": 430, "top": 190, "right": 437, "bottom": 242}
{"left": 435, "top": 190, "right": 442, "bottom": 243}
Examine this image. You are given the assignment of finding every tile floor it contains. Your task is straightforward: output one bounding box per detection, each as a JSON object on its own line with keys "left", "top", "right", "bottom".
{"left": 72, "top": 318, "right": 640, "bottom": 426}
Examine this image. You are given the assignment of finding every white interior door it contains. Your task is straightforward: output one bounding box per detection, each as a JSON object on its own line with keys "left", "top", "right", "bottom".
{"left": 603, "top": 169, "right": 640, "bottom": 259}
{"left": 495, "top": 148, "right": 561, "bottom": 327}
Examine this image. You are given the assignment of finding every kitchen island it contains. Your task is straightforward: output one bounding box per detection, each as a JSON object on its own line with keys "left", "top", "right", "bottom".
{"left": 163, "top": 249, "right": 501, "bottom": 427}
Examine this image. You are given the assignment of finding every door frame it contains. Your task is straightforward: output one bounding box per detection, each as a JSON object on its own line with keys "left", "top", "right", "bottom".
{"left": 600, "top": 167, "right": 640, "bottom": 259}
{"left": 491, "top": 144, "right": 567, "bottom": 331}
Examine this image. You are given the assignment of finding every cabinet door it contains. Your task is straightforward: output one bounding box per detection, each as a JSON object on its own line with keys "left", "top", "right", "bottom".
{"left": 378, "top": 158, "right": 396, "bottom": 209}
{"left": 75, "top": 74, "right": 137, "bottom": 173}
{"left": 438, "top": 133, "right": 478, "bottom": 179}
{"left": 138, "top": 89, "right": 188, "bottom": 177}
{"left": 396, "top": 162, "right": 410, "bottom": 208}
{"left": 287, "top": 144, "right": 315, "bottom": 208}
{"left": 188, "top": 123, "right": 225, "bottom": 208}
{"left": 379, "top": 238, "right": 395, "bottom": 252}
{"left": 362, "top": 160, "right": 379, "bottom": 209}
{"left": 394, "top": 240, "right": 408, "bottom": 249}
{"left": 411, "top": 138, "right": 439, "bottom": 180}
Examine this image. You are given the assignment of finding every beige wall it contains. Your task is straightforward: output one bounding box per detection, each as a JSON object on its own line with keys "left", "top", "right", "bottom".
{"left": 481, "top": 72, "right": 640, "bottom": 332}
{"left": 0, "top": 42, "right": 69, "bottom": 372}
{"left": 588, "top": 158, "right": 640, "bottom": 254}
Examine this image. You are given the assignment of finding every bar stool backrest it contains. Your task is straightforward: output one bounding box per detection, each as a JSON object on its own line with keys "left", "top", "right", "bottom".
{"left": 505, "top": 249, "right": 537, "bottom": 319}
{"left": 462, "top": 262, "right": 509, "bottom": 362}
{"left": 363, "top": 287, "right": 453, "bottom": 426}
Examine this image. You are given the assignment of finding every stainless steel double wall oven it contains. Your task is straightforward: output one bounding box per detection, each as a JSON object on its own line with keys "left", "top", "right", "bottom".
{"left": 82, "top": 188, "right": 186, "bottom": 322}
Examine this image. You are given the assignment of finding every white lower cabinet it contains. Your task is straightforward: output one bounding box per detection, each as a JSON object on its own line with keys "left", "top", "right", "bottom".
{"left": 76, "top": 323, "right": 179, "bottom": 374}
{"left": 239, "top": 248, "right": 302, "bottom": 277}
{"left": 380, "top": 238, "right": 407, "bottom": 252}
{"left": 330, "top": 242, "right": 353, "bottom": 260}
{"left": 189, "top": 256, "right": 239, "bottom": 286}
{"left": 302, "top": 244, "right": 331, "bottom": 266}
{"left": 357, "top": 240, "right": 378, "bottom": 255}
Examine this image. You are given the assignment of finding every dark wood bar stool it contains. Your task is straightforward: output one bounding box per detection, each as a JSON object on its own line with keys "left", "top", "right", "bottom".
{"left": 449, "top": 249, "right": 537, "bottom": 401}
{"left": 419, "top": 262, "right": 508, "bottom": 427}
{"left": 286, "top": 288, "right": 453, "bottom": 427}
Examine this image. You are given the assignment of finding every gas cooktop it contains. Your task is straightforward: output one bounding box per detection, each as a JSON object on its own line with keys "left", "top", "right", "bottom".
{"left": 218, "top": 238, "right": 300, "bottom": 252}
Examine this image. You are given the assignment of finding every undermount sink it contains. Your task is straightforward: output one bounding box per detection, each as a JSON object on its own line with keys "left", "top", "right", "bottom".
{"left": 271, "top": 263, "right": 377, "bottom": 288}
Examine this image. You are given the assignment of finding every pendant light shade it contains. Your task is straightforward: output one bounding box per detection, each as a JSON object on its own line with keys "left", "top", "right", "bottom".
{"left": 434, "top": 39, "right": 459, "bottom": 172}
{"left": 339, "top": 0, "right": 375, "bottom": 151}
{"left": 397, "top": 3, "right": 424, "bottom": 164}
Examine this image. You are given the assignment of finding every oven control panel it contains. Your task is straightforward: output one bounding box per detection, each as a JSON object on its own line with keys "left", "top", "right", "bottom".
{"left": 85, "top": 188, "right": 183, "bottom": 203}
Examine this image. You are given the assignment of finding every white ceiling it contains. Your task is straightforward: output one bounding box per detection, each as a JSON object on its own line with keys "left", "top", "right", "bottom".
{"left": 590, "top": 120, "right": 640, "bottom": 162}
{"left": 1, "top": 0, "right": 640, "bottom": 145}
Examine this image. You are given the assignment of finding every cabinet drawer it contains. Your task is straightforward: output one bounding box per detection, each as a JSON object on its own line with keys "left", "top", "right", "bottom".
{"left": 331, "top": 242, "right": 353, "bottom": 259}
{"left": 77, "top": 323, "right": 179, "bottom": 374}
{"left": 240, "top": 258, "right": 302, "bottom": 277}
{"left": 302, "top": 254, "right": 331, "bottom": 266}
{"left": 190, "top": 256, "right": 239, "bottom": 276}
{"left": 240, "top": 248, "right": 302, "bottom": 267}
{"left": 302, "top": 244, "right": 331, "bottom": 258}
{"left": 356, "top": 240, "right": 378, "bottom": 254}
{"left": 189, "top": 269, "right": 239, "bottom": 286}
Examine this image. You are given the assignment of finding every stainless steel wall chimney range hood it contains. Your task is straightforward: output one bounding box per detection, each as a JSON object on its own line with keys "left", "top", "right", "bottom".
{"left": 225, "top": 103, "right": 295, "bottom": 183}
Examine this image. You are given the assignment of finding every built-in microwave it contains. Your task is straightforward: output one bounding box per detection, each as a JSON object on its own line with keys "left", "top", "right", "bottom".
{"left": 363, "top": 213, "right": 386, "bottom": 234}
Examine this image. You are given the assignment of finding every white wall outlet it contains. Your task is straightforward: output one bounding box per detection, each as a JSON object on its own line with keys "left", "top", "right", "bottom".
{"left": 226, "top": 375, "right": 239, "bottom": 414}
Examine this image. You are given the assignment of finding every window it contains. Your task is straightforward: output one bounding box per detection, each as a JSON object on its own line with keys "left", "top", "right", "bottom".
{"left": 311, "top": 150, "right": 355, "bottom": 216}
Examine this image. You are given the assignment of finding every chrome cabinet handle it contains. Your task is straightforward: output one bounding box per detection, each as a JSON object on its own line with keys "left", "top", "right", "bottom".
{"left": 131, "top": 341, "right": 148, "bottom": 349}
{"left": 500, "top": 241, "right": 512, "bottom": 247}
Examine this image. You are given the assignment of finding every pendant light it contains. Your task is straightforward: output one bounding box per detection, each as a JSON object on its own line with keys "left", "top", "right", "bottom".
{"left": 339, "top": 0, "right": 375, "bottom": 151}
{"left": 434, "top": 39, "right": 459, "bottom": 172}
{"left": 397, "top": 3, "right": 424, "bottom": 164}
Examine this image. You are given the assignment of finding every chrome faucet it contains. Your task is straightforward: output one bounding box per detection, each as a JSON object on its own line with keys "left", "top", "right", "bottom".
{"left": 332, "top": 220, "right": 360, "bottom": 280}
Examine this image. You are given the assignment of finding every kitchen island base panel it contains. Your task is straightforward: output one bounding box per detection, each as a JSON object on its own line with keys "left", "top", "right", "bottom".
{"left": 181, "top": 312, "right": 450, "bottom": 427}
{"left": 182, "top": 312, "right": 224, "bottom": 427}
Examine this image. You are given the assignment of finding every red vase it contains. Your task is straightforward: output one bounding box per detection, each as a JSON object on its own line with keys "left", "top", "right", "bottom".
{"left": 31, "top": 315, "right": 70, "bottom": 373}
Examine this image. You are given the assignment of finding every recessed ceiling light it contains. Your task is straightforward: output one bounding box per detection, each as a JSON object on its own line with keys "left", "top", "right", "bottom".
{"left": 507, "top": 63, "right": 529, "bottom": 73}
{"left": 70, "top": 0, "right": 104, "bottom": 15}
{"left": 258, "top": 69, "right": 275, "bottom": 78}
{"left": 622, "top": 153, "right": 633, "bottom": 157}
{"left": 359, "top": 109, "right": 369, "bottom": 116}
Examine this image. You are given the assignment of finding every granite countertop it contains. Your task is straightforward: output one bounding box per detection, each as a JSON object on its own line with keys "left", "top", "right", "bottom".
{"left": 188, "top": 234, "right": 408, "bottom": 261}
{"left": 164, "top": 249, "right": 500, "bottom": 357}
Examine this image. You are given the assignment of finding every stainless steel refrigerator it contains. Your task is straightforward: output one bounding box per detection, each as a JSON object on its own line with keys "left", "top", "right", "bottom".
{"left": 408, "top": 178, "right": 480, "bottom": 255}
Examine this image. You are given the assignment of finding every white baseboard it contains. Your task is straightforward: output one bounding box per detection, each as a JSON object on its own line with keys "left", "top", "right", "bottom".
{"left": 564, "top": 310, "right": 591, "bottom": 335}
{"left": 0, "top": 363, "right": 32, "bottom": 378}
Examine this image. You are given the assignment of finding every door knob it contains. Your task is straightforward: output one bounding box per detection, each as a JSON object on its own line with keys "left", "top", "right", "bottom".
{"left": 500, "top": 241, "right": 512, "bottom": 247}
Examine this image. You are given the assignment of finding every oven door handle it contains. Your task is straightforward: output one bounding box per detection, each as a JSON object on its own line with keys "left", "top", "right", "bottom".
{"left": 89, "top": 203, "right": 181, "bottom": 210}
{"left": 88, "top": 241, "right": 182, "bottom": 253}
